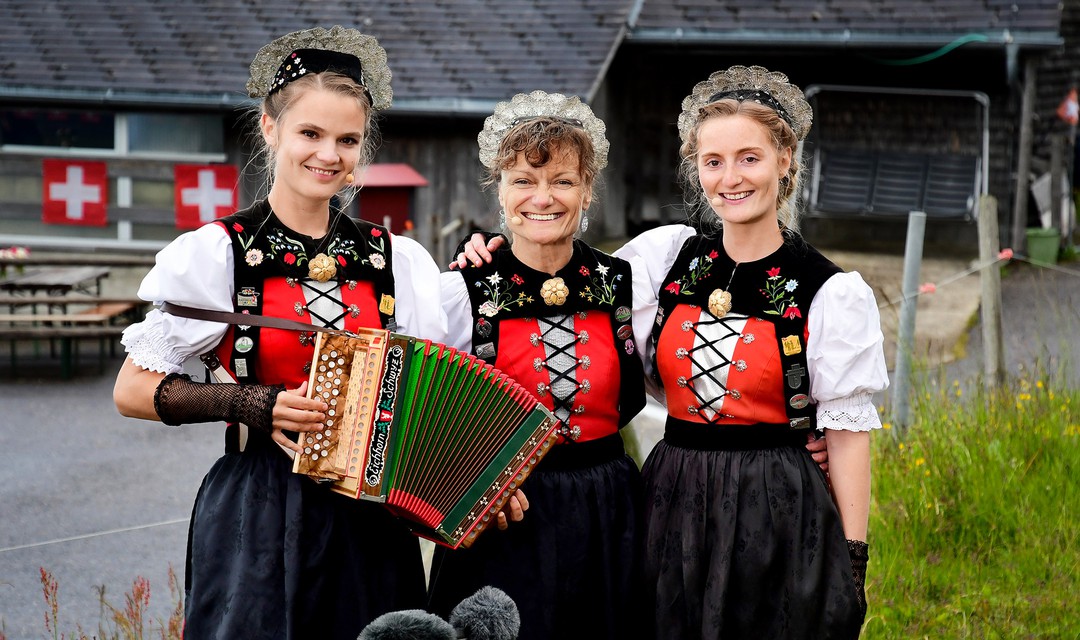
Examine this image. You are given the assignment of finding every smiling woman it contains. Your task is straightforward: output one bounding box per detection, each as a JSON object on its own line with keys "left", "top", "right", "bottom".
{"left": 111, "top": 26, "right": 448, "bottom": 640}
{"left": 428, "top": 92, "right": 649, "bottom": 640}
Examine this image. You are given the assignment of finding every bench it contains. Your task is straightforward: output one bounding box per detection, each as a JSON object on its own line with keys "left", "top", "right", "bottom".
{"left": 1, "top": 301, "right": 145, "bottom": 378}
{"left": 807, "top": 148, "right": 981, "bottom": 220}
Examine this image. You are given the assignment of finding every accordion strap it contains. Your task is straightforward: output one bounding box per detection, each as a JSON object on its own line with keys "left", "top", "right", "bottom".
{"left": 160, "top": 302, "right": 352, "bottom": 336}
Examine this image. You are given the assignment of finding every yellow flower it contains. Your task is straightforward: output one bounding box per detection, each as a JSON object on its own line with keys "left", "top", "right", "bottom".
{"left": 915, "top": 457, "right": 925, "bottom": 466}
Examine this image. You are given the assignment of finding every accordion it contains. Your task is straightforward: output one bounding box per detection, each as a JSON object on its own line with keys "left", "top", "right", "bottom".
{"left": 293, "top": 329, "right": 560, "bottom": 549}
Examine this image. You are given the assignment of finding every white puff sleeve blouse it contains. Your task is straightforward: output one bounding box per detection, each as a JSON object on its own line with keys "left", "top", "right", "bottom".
{"left": 121, "top": 224, "right": 446, "bottom": 375}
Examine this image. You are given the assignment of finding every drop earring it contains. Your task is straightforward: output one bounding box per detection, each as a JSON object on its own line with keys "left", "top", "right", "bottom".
{"left": 580, "top": 210, "right": 589, "bottom": 234}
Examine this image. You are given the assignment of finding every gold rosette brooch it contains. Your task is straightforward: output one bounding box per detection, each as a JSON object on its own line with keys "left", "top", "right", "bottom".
{"left": 308, "top": 253, "right": 338, "bottom": 283}
{"left": 540, "top": 277, "right": 569, "bottom": 306}
{"left": 708, "top": 288, "right": 732, "bottom": 318}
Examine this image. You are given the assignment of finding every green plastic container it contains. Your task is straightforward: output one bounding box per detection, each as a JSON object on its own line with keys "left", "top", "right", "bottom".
{"left": 1026, "top": 227, "right": 1061, "bottom": 266}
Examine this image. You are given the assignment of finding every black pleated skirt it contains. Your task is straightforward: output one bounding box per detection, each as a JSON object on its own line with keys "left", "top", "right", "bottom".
{"left": 183, "top": 437, "right": 427, "bottom": 640}
{"left": 641, "top": 431, "right": 863, "bottom": 640}
{"left": 426, "top": 434, "right": 648, "bottom": 640}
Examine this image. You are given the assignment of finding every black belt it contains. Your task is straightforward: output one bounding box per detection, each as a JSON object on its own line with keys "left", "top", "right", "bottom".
{"left": 664, "top": 416, "right": 810, "bottom": 450}
{"left": 537, "top": 432, "right": 626, "bottom": 471}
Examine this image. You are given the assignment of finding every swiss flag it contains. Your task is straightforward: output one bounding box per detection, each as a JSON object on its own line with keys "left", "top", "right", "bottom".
{"left": 42, "top": 159, "right": 108, "bottom": 226}
{"left": 174, "top": 164, "right": 238, "bottom": 229}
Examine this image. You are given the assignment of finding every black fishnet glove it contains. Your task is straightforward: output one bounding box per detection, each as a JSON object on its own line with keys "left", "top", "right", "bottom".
{"left": 848, "top": 539, "right": 869, "bottom": 623}
{"left": 153, "top": 373, "right": 285, "bottom": 432}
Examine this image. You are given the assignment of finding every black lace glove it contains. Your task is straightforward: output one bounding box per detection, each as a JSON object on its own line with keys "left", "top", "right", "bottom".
{"left": 153, "top": 373, "right": 285, "bottom": 432}
{"left": 848, "top": 539, "right": 869, "bottom": 623}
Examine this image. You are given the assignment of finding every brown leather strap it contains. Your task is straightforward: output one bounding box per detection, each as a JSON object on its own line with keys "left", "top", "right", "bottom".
{"left": 160, "top": 302, "right": 350, "bottom": 336}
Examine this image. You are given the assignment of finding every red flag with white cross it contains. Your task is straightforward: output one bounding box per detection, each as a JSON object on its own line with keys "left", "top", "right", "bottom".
{"left": 174, "top": 164, "right": 238, "bottom": 229}
{"left": 42, "top": 159, "right": 108, "bottom": 226}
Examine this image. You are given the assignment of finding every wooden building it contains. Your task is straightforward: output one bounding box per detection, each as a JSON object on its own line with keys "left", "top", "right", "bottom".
{"left": 0, "top": 1, "right": 1073, "bottom": 263}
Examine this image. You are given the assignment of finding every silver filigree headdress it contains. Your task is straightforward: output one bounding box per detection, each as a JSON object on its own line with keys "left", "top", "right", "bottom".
{"left": 478, "top": 91, "right": 609, "bottom": 171}
{"left": 246, "top": 25, "right": 393, "bottom": 110}
{"left": 678, "top": 65, "right": 812, "bottom": 142}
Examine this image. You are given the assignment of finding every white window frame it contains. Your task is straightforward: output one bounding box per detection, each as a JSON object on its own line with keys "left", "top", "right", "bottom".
{"left": 0, "top": 112, "right": 227, "bottom": 163}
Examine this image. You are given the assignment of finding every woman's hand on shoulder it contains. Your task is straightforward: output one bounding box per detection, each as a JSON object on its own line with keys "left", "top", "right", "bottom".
{"left": 448, "top": 233, "right": 505, "bottom": 270}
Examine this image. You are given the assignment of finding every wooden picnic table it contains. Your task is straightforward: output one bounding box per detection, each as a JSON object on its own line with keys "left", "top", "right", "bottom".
{"left": 0, "top": 295, "right": 147, "bottom": 307}
{"left": 0, "top": 265, "right": 112, "bottom": 296}
{"left": 0, "top": 253, "right": 156, "bottom": 268}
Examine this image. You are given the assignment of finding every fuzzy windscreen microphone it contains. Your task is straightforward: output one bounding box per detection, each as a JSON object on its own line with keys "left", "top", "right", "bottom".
{"left": 449, "top": 586, "right": 520, "bottom": 640}
{"left": 356, "top": 609, "right": 455, "bottom": 640}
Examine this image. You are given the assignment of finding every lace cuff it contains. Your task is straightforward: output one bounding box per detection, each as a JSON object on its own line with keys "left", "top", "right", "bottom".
{"left": 121, "top": 324, "right": 187, "bottom": 375}
{"left": 816, "top": 392, "right": 882, "bottom": 432}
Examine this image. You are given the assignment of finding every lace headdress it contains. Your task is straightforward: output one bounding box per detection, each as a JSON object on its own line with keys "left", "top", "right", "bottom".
{"left": 477, "top": 91, "right": 609, "bottom": 170}
{"left": 246, "top": 25, "right": 393, "bottom": 110}
{"left": 677, "top": 65, "right": 812, "bottom": 141}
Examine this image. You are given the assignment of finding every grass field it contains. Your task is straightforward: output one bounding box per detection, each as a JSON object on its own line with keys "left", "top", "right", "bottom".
{"left": 865, "top": 371, "right": 1079, "bottom": 639}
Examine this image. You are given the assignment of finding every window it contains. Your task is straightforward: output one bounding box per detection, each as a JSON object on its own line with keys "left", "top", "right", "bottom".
{"left": 0, "top": 108, "right": 225, "bottom": 161}
{"left": 0, "top": 109, "right": 114, "bottom": 150}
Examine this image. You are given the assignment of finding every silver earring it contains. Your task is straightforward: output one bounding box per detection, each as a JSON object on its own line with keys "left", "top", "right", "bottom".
{"left": 499, "top": 209, "right": 506, "bottom": 226}
{"left": 580, "top": 210, "right": 589, "bottom": 234}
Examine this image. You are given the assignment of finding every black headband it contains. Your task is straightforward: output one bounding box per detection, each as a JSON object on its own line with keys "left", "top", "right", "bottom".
{"left": 708, "top": 89, "right": 795, "bottom": 131}
{"left": 509, "top": 115, "right": 585, "bottom": 129}
{"left": 269, "top": 49, "right": 366, "bottom": 96}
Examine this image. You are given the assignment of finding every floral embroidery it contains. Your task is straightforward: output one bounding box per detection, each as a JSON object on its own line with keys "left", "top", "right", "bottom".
{"left": 363, "top": 228, "right": 387, "bottom": 269}
{"left": 474, "top": 271, "right": 532, "bottom": 317}
{"left": 246, "top": 224, "right": 384, "bottom": 275}
{"left": 761, "top": 267, "right": 801, "bottom": 319}
{"left": 666, "top": 250, "right": 719, "bottom": 296}
{"left": 580, "top": 263, "right": 620, "bottom": 305}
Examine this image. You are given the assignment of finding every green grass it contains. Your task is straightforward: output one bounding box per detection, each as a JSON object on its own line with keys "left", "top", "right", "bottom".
{"left": 866, "top": 372, "right": 1079, "bottom": 639}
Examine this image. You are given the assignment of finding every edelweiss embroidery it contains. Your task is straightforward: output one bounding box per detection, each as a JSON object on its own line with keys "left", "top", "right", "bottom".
{"left": 664, "top": 250, "right": 719, "bottom": 296}
{"left": 236, "top": 222, "right": 386, "bottom": 273}
{"left": 474, "top": 271, "right": 533, "bottom": 317}
{"left": 579, "top": 263, "right": 621, "bottom": 306}
{"left": 761, "top": 266, "right": 801, "bottom": 319}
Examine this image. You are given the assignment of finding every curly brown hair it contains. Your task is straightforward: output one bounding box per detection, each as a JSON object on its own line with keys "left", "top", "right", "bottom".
{"left": 483, "top": 117, "right": 599, "bottom": 192}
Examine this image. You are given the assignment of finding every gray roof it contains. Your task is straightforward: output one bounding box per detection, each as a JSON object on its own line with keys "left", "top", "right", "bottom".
{"left": 0, "top": 0, "right": 1063, "bottom": 113}
{"left": 0, "top": 0, "right": 633, "bottom": 113}
{"left": 629, "top": 0, "right": 1063, "bottom": 47}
